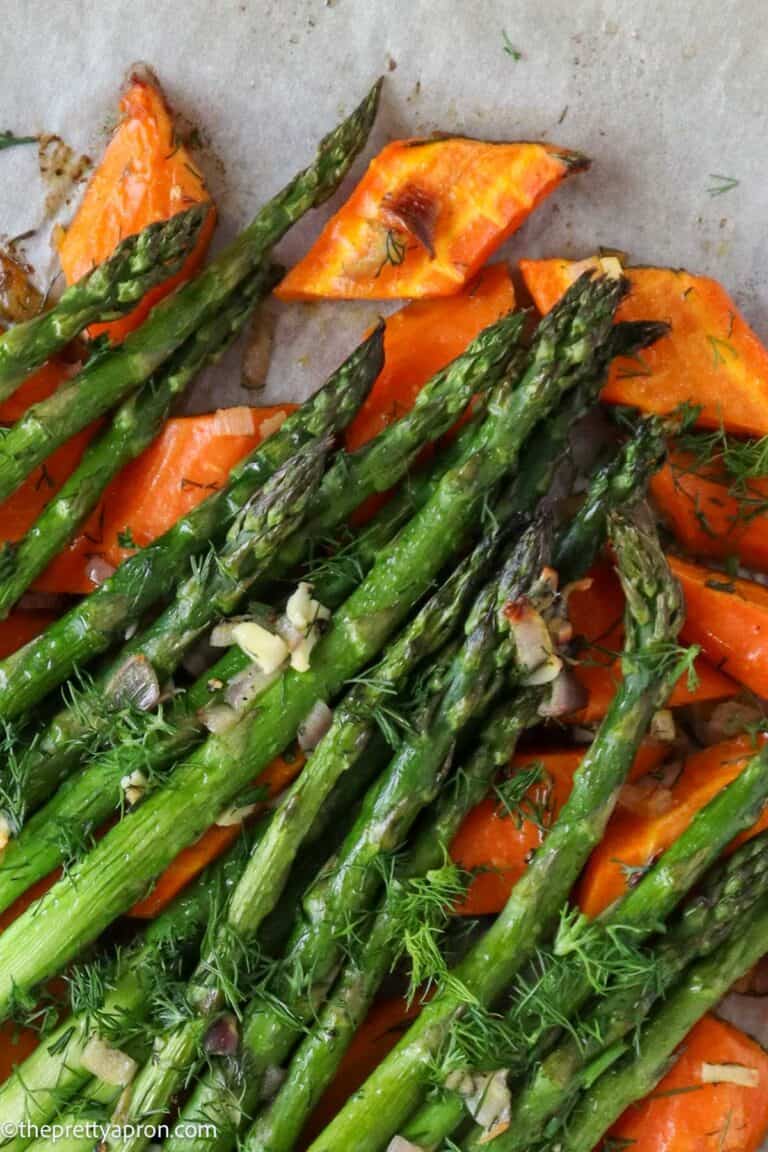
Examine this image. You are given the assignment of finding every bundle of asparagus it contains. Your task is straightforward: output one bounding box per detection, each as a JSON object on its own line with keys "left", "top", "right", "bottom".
{"left": 0, "top": 70, "right": 765, "bottom": 1152}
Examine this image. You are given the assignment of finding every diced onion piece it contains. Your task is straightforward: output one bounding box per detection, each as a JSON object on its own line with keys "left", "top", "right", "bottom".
{"left": 386, "top": 1139, "right": 426, "bottom": 1152}
{"left": 599, "top": 255, "right": 624, "bottom": 279}
{"left": 212, "top": 406, "right": 257, "bottom": 436}
{"left": 650, "top": 708, "right": 676, "bottom": 742}
{"left": 216, "top": 802, "right": 259, "bottom": 828}
{"left": 242, "top": 307, "right": 274, "bottom": 391}
{"left": 701, "top": 1061, "right": 760, "bottom": 1087}
{"left": 618, "top": 782, "right": 674, "bottom": 817}
{"left": 231, "top": 621, "right": 289, "bottom": 674}
{"left": 259, "top": 410, "right": 288, "bottom": 439}
{"left": 504, "top": 598, "right": 562, "bottom": 686}
{"left": 466, "top": 1070, "right": 512, "bottom": 1131}
{"left": 0, "top": 814, "right": 11, "bottom": 852}
{"left": 200, "top": 703, "right": 239, "bottom": 734}
{"left": 224, "top": 663, "right": 280, "bottom": 712}
{"left": 85, "top": 556, "right": 116, "bottom": 587}
{"left": 120, "top": 769, "right": 148, "bottom": 807}
{"left": 260, "top": 1065, "right": 287, "bottom": 1102}
{"left": 290, "top": 626, "right": 320, "bottom": 673}
{"left": 539, "top": 667, "right": 588, "bottom": 718}
{"left": 298, "top": 700, "right": 333, "bottom": 751}
{"left": 107, "top": 654, "right": 161, "bottom": 712}
{"left": 204, "top": 1014, "right": 239, "bottom": 1056}
{"left": 210, "top": 620, "right": 239, "bottom": 648}
{"left": 286, "top": 582, "right": 331, "bottom": 632}
{"left": 81, "top": 1036, "right": 138, "bottom": 1086}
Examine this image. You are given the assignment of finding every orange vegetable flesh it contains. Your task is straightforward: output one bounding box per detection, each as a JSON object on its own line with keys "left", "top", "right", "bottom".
{"left": 670, "top": 554, "right": 768, "bottom": 698}
{"left": 578, "top": 734, "right": 768, "bottom": 918}
{"left": 0, "top": 357, "right": 77, "bottom": 423}
{"left": 303, "top": 996, "right": 421, "bottom": 1145}
{"left": 606, "top": 1015, "right": 768, "bottom": 1152}
{"left": 651, "top": 449, "right": 768, "bottom": 573}
{"left": 520, "top": 258, "right": 768, "bottom": 437}
{"left": 0, "top": 612, "right": 55, "bottom": 659}
{"left": 57, "top": 73, "right": 215, "bottom": 344}
{"left": 35, "top": 405, "right": 295, "bottom": 595}
{"left": 0, "top": 427, "right": 98, "bottom": 551}
{"left": 450, "top": 742, "right": 670, "bottom": 917}
{"left": 567, "top": 559, "right": 737, "bottom": 725}
{"left": 277, "top": 139, "right": 584, "bottom": 301}
{"left": 0, "top": 1021, "right": 40, "bottom": 1082}
{"left": 129, "top": 750, "right": 306, "bottom": 918}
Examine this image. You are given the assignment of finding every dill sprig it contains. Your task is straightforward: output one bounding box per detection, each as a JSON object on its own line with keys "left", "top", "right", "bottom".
{"left": 670, "top": 422, "right": 768, "bottom": 531}
{"left": 493, "top": 761, "right": 553, "bottom": 831}
{"left": 621, "top": 640, "right": 700, "bottom": 692}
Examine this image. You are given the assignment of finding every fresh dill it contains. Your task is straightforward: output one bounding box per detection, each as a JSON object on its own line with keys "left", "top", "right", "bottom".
{"left": 706, "top": 173, "right": 740, "bottom": 197}
{"left": 502, "top": 30, "right": 523, "bottom": 60}
{"left": 0, "top": 131, "right": 37, "bottom": 151}
{"left": 493, "top": 761, "right": 551, "bottom": 830}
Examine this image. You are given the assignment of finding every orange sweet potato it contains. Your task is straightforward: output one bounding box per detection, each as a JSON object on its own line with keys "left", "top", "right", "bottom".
{"left": 520, "top": 258, "right": 768, "bottom": 437}
{"left": 58, "top": 72, "right": 215, "bottom": 344}
{"left": 606, "top": 1015, "right": 768, "bottom": 1152}
{"left": 277, "top": 140, "right": 586, "bottom": 300}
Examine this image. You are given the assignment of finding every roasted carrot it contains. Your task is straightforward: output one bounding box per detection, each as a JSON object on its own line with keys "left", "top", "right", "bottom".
{"left": 0, "top": 357, "right": 77, "bottom": 423}
{"left": 0, "top": 612, "right": 55, "bottom": 659}
{"left": 651, "top": 451, "right": 768, "bottom": 572}
{"left": 129, "top": 749, "right": 306, "bottom": 918}
{"left": 520, "top": 258, "right": 768, "bottom": 437}
{"left": 35, "top": 405, "right": 294, "bottom": 595}
{"left": 57, "top": 71, "right": 215, "bottom": 344}
{"left": 450, "top": 743, "right": 671, "bottom": 917}
{"left": 567, "top": 559, "right": 737, "bottom": 725}
{"left": 345, "top": 263, "right": 515, "bottom": 450}
{"left": 578, "top": 735, "right": 768, "bottom": 917}
{"left": 606, "top": 1015, "right": 768, "bottom": 1152}
{"left": 277, "top": 140, "right": 586, "bottom": 301}
{"left": 0, "top": 1021, "right": 40, "bottom": 1082}
{"left": 669, "top": 554, "right": 768, "bottom": 698}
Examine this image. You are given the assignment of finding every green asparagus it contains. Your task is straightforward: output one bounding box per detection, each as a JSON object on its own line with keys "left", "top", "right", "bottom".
{"left": 0, "top": 321, "right": 382, "bottom": 721}
{"left": 0, "top": 204, "right": 208, "bottom": 401}
{"left": 0, "top": 81, "right": 381, "bottom": 506}
{"left": 0, "top": 263, "right": 282, "bottom": 620}
{"left": 307, "top": 508, "right": 685, "bottom": 1152}
{"left": 555, "top": 892, "right": 768, "bottom": 1152}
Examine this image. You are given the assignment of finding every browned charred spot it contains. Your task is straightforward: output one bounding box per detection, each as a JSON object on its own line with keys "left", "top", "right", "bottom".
{"left": 38, "top": 134, "right": 92, "bottom": 219}
{"left": 503, "top": 596, "right": 532, "bottom": 623}
{"left": 0, "top": 244, "right": 43, "bottom": 324}
{"left": 381, "top": 183, "right": 438, "bottom": 258}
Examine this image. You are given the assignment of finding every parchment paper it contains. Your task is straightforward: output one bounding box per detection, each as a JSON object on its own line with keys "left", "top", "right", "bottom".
{"left": 3, "top": 0, "right": 768, "bottom": 1116}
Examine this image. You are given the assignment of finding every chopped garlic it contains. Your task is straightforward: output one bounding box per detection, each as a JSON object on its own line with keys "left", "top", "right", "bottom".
{"left": 290, "top": 625, "right": 320, "bottom": 672}
{"left": 0, "top": 813, "right": 11, "bottom": 852}
{"left": 386, "top": 1138, "right": 426, "bottom": 1152}
{"left": 599, "top": 255, "right": 624, "bottom": 279}
{"left": 701, "top": 1061, "right": 760, "bottom": 1087}
{"left": 81, "top": 1036, "right": 138, "bottom": 1086}
{"left": 650, "top": 708, "right": 676, "bottom": 742}
{"left": 120, "top": 770, "right": 148, "bottom": 807}
{"left": 216, "top": 803, "right": 259, "bottom": 828}
{"left": 231, "top": 621, "right": 289, "bottom": 674}
{"left": 286, "top": 582, "right": 331, "bottom": 632}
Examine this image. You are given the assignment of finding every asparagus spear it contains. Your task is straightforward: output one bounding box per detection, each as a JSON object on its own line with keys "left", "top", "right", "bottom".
{"left": 468, "top": 825, "right": 768, "bottom": 1150}
{"left": 238, "top": 419, "right": 670, "bottom": 1152}
{"left": 556, "top": 892, "right": 768, "bottom": 1152}
{"left": 0, "top": 204, "right": 208, "bottom": 401}
{"left": 307, "top": 508, "right": 685, "bottom": 1152}
{"left": 0, "top": 306, "right": 520, "bottom": 853}
{"left": 0, "top": 81, "right": 382, "bottom": 507}
{"left": 0, "top": 321, "right": 382, "bottom": 722}
{"left": 99, "top": 522, "right": 543, "bottom": 1152}
{"left": 0, "top": 263, "right": 282, "bottom": 620}
{"left": 0, "top": 272, "right": 624, "bottom": 1018}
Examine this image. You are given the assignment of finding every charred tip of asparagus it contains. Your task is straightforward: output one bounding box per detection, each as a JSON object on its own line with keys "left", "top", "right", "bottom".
{"left": 609, "top": 503, "right": 684, "bottom": 644}
{"left": 610, "top": 319, "right": 671, "bottom": 358}
{"left": 553, "top": 148, "right": 592, "bottom": 174}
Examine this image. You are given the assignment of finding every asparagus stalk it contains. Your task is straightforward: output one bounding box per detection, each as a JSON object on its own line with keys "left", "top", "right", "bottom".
{"left": 0, "top": 321, "right": 382, "bottom": 722}
{"left": 556, "top": 892, "right": 768, "bottom": 1152}
{"left": 0, "top": 81, "right": 382, "bottom": 507}
{"left": 307, "top": 508, "right": 685, "bottom": 1152}
{"left": 101, "top": 522, "right": 543, "bottom": 1152}
{"left": 4, "top": 304, "right": 520, "bottom": 823}
{"left": 468, "top": 826, "right": 768, "bottom": 1150}
{"left": 240, "top": 418, "right": 671, "bottom": 1152}
{"left": 0, "top": 205, "right": 208, "bottom": 401}
{"left": 0, "top": 272, "right": 623, "bottom": 1019}
{"left": 0, "top": 263, "right": 282, "bottom": 620}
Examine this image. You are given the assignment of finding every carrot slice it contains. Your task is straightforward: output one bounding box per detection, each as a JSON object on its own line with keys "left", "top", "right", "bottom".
{"left": 35, "top": 405, "right": 294, "bottom": 595}
{"left": 0, "top": 1021, "right": 40, "bottom": 1082}
{"left": 57, "top": 72, "right": 215, "bottom": 344}
{"left": 607, "top": 1015, "right": 768, "bottom": 1152}
{"left": 669, "top": 555, "right": 768, "bottom": 698}
{"left": 520, "top": 258, "right": 768, "bottom": 437}
{"left": 277, "top": 140, "right": 586, "bottom": 301}
{"left": 651, "top": 450, "right": 768, "bottom": 572}
{"left": 129, "top": 749, "right": 305, "bottom": 918}
{"left": 0, "top": 425, "right": 99, "bottom": 547}
{"left": 345, "top": 263, "right": 516, "bottom": 450}
{"left": 0, "top": 357, "right": 78, "bottom": 423}
{"left": 578, "top": 734, "right": 768, "bottom": 917}
{"left": 304, "top": 996, "right": 421, "bottom": 1144}
{"left": 567, "top": 559, "right": 737, "bottom": 725}
{"left": 0, "top": 612, "right": 55, "bottom": 659}
{"left": 450, "top": 742, "right": 670, "bottom": 917}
